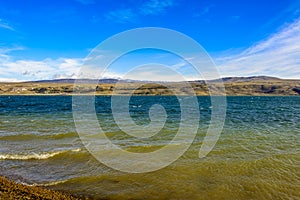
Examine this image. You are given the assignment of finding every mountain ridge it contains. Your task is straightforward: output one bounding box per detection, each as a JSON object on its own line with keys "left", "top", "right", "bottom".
{"left": 16, "top": 75, "right": 297, "bottom": 84}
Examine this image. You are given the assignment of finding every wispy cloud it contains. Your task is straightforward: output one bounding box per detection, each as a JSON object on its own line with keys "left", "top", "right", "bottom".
{"left": 74, "top": 0, "right": 95, "bottom": 5}
{"left": 139, "top": 0, "right": 175, "bottom": 16}
{"left": 0, "top": 47, "right": 24, "bottom": 65}
{"left": 105, "top": 9, "right": 136, "bottom": 24}
{"left": 200, "top": 4, "right": 214, "bottom": 16}
{"left": 192, "top": 4, "right": 215, "bottom": 19}
{"left": 0, "top": 19, "right": 14, "bottom": 31}
{"left": 228, "top": 15, "right": 240, "bottom": 23}
{"left": 0, "top": 46, "right": 24, "bottom": 54}
{"left": 105, "top": 0, "right": 176, "bottom": 24}
{"left": 216, "top": 18, "right": 300, "bottom": 79}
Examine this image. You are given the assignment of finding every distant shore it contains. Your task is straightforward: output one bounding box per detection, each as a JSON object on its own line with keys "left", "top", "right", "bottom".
{"left": 0, "top": 76, "right": 299, "bottom": 96}
{"left": 0, "top": 176, "right": 85, "bottom": 200}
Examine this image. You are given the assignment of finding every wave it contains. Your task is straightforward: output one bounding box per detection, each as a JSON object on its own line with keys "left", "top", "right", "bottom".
{"left": 28, "top": 179, "right": 70, "bottom": 187}
{"left": 33, "top": 175, "right": 111, "bottom": 187}
{"left": 0, "top": 148, "right": 81, "bottom": 160}
{"left": 0, "top": 132, "right": 78, "bottom": 140}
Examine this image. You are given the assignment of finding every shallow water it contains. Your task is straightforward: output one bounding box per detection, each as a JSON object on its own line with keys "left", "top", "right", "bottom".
{"left": 0, "top": 96, "right": 299, "bottom": 199}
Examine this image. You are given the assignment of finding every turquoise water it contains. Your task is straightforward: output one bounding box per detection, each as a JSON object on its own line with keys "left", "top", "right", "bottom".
{"left": 0, "top": 96, "right": 299, "bottom": 199}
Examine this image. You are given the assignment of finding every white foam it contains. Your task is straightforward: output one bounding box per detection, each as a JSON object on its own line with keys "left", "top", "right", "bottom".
{"left": 0, "top": 148, "right": 81, "bottom": 160}
{"left": 31, "top": 179, "right": 69, "bottom": 186}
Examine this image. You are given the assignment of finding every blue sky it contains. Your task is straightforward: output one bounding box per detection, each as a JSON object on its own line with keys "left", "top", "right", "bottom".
{"left": 0, "top": 0, "right": 300, "bottom": 81}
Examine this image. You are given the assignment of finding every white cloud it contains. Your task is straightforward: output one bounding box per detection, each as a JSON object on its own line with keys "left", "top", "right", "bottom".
{"left": 122, "top": 64, "right": 186, "bottom": 82}
{"left": 0, "top": 78, "right": 25, "bottom": 82}
{"left": 102, "top": 70, "right": 123, "bottom": 79}
{"left": 217, "top": 18, "right": 300, "bottom": 79}
{"left": 0, "top": 48, "right": 83, "bottom": 82}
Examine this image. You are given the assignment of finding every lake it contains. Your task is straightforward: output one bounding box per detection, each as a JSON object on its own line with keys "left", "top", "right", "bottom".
{"left": 0, "top": 96, "right": 299, "bottom": 199}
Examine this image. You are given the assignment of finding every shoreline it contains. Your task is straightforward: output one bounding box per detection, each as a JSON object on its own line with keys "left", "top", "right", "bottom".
{"left": 0, "top": 176, "right": 86, "bottom": 200}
